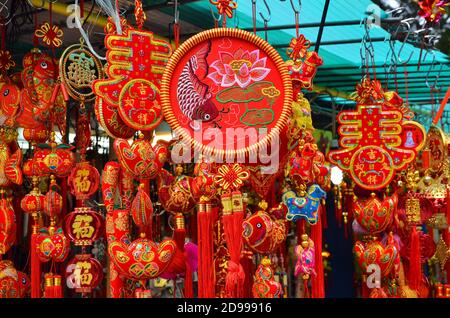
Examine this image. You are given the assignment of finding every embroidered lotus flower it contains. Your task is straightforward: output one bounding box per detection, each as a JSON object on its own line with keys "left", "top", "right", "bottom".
{"left": 208, "top": 49, "right": 271, "bottom": 89}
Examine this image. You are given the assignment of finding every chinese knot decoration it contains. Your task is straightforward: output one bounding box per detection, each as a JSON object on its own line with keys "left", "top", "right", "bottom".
{"left": 35, "top": 22, "right": 64, "bottom": 48}
{"left": 209, "top": 0, "right": 238, "bottom": 18}
{"left": 328, "top": 79, "right": 425, "bottom": 190}
{"left": 0, "top": 50, "right": 15, "bottom": 74}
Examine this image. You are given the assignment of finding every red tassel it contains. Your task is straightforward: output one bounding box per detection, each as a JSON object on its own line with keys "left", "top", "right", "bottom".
{"left": 197, "top": 201, "right": 215, "bottom": 298}
{"left": 184, "top": 255, "right": 193, "bottom": 298}
{"left": 44, "top": 273, "right": 54, "bottom": 298}
{"left": 53, "top": 275, "right": 62, "bottom": 298}
{"left": 311, "top": 205, "right": 325, "bottom": 298}
{"left": 241, "top": 252, "right": 254, "bottom": 298}
{"left": 31, "top": 220, "right": 41, "bottom": 298}
{"left": 408, "top": 227, "right": 421, "bottom": 290}
{"left": 173, "top": 214, "right": 194, "bottom": 298}
{"left": 222, "top": 196, "right": 245, "bottom": 298}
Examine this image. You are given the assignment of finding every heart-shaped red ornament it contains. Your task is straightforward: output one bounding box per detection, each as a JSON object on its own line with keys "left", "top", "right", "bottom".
{"left": 157, "top": 171, "right": 196, "bottom": 215}
{"left": 108, "top": 237, "right": 176, "bottom": 280}
{"left": 114, "top": 137, "right": 166, "bottom": 179}
{"left": 353, "top": 193, "right": 397, "bottom": 234}
{"left": 354, "top": 236, "right": 398, "bottom": 277}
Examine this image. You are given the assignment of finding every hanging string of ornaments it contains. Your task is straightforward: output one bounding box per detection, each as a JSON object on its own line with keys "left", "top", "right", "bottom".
{"left": 0, "top": 0, "right": 448, "bottom": 299}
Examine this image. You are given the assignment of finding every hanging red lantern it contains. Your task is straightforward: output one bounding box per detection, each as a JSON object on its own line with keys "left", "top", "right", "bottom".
{"left": 64, "top": 207, "right": 104, "bottom": 246}
{"left": 65, "top": 254, "right": 103, "bottom": 293}
{"left": 67, "top": 162, "right": 100, "bottom": 201}
{"left": 20, "top": 179, "right": 45, "bottom": 215}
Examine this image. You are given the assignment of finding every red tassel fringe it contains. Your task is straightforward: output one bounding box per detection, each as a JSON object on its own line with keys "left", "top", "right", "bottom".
{"left": 408, "top": 227, "right": 421, "bottom": 290}
{"left": 311, "top": 205, "right": 325, "bottom": 298}
{"left": 223, "top": 211, "right": 245, "bottom": 298}
{"left": 31, "top": 230, "right": 41, "bottom": 298}
{"left": 198, "top": 206, "right": 215, "bottom": 298}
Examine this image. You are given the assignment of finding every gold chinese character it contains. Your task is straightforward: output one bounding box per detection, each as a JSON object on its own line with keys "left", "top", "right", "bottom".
{"left": 75, "top": 261, "right": 93, "bottom": 285}
{"left": 73, "top": 169, "right": 91, "bottom": 194}
{"left": 367, "top": 175, "right": 377, "bottom": 185}
{"left": 138, "top": 83, "right": 147, "bottom": 95}
{"left": 72, "top": 214, "right": 95, "bottom": 239}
